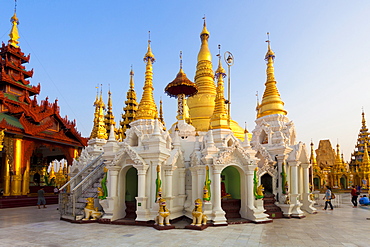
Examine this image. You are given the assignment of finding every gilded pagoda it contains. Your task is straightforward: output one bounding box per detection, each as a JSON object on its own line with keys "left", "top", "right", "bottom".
{"left": 0, "top": 12, "right": 87, "bottom": 196}
{"left": 311, "top": 111, "right": 370, "bottom": 190}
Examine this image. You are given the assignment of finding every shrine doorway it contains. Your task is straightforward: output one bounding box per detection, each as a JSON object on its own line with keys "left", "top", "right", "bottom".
{"left": 261, "top": 173, "right": 273, "bottom": 195}
{"left": 313, "top": 177, "right": 321, "bottom": 190}
{"left": 221, "top": 166, "right": 241, "bottom": 219}
{"left": 125, "top": 166, "right": 138, "bottom": 219}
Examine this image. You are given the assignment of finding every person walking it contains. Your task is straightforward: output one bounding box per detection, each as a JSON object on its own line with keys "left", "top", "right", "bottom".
{"left": 351, "top": 185, "right": 358, "bottom": 208}
{"left": 323, "top": 186, "right": 333, "bottom": 210}
{"left": 37, "top": 187, "right": 47, "bottom": 209}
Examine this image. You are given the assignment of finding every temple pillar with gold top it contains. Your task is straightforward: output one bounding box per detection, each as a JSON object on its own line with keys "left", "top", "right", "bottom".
{"left": 11, "top": 137, "right": 23, "bottom": 196}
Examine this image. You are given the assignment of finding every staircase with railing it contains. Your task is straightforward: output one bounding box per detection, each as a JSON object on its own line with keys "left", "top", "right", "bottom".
{"left": 59, "top": 153, "right": 105, "bottom": 221}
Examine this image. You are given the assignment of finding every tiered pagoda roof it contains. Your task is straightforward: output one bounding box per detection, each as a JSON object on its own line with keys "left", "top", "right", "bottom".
{"left": 350, "top": 111, "right": 370, "bottom": 171}
{"left": 0, "top": 13, "right": 87, "bottom": 147}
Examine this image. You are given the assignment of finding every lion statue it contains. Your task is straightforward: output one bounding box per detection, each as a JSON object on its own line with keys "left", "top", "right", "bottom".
{"left": 191, "top": 198, "right": 207, "bottom": 226}
{"left": 155, "top": 198, "right": 171, "bottom": 226}
{"left": 83, "top": 197, "right": 102, "bottom": 220}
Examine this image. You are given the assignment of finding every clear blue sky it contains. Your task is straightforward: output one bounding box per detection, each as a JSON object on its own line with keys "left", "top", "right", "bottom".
{"left": 1, "top": 0, "right": 370, "bottom": 161}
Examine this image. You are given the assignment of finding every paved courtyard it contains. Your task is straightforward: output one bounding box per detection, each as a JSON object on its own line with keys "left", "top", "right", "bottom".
{"left": 1, "top": 194, "right": 370, "bottom": 247}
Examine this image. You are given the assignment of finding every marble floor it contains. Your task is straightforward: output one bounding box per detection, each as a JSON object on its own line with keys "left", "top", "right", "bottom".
{"left": 1, "top": 194, "right": 370, "bottom": 247}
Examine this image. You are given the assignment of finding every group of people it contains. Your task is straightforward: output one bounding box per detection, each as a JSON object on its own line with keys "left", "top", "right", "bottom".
{"left": 323, "top": 184, "right": 370, "bottom": 210}
{"left": 351, "top": 185, "right": 370, "bottom": 207}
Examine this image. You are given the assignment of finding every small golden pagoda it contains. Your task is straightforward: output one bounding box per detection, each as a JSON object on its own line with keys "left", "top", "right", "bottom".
{"left": 256, "top": 36, "right": 287, "bottom": 118}
{"left": 135, "top": 38, "right": 158, "bottom": 120}
{"left": 104, "top": 90, "right": 115, "bottom": 136}
{"left": 90, "top": 89, "right": 108, "bottom": 140}
{"left": 119, "top": 68, "right": 138, "bottom": 140}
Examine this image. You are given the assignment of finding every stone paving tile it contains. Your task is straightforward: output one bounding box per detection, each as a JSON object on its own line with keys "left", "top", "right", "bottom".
{"left": 1, "top": 194, "right": 370, "bottom": 246}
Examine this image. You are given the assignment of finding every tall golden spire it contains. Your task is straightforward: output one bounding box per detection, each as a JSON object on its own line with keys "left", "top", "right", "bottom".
{"left": 119, "top": 68, "right": 138, "bottom": 140}
{"left": 210, "top": 46, "right": 229, "bottom": 130}
{"left": 90, "top": 87, "right": 108, "bottom": 139}
{"left": 135, "top": 35, "right": 158, "bottom": 120}
{"left": 187, "top": 18, "right": 216, "bottom": 131}
{"left": 104, "top": 89, "right": 115, "bottom": 136}
{"left": 8, "top": 5, "right": 20, "bottom": 48}
{"left": 257, "top": 33, "right": 287, "bottom": 118}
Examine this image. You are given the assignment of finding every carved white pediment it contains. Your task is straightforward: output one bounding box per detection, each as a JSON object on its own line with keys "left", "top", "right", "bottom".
{"left": 113, "top": 142, "right": 146, "bottom": 167}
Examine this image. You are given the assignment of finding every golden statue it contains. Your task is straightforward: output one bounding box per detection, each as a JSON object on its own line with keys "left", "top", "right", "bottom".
{"left": 155, "top": 198, "right": 171, "bottom": 226}
{"left": 191, "top": 198, "right": 207, "bottom": 226}
{"left": 257, "top": 184, "right": 264, "bottom": 197}
{"left": 83, "top": 197, "right": 102, "bottom": 220}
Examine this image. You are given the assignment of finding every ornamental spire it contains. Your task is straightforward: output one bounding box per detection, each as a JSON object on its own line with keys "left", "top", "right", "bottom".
{"left": 8, "top": 2, "right": 20, "bottom": 48}
{"left": 257, "top": 33, "right": 287, "bottom": 118}
{"left": 119, "top": 68, "right": 138, "bottom": 140}
{"left": 90, "top": 86, "right": 107, "bottom": 140}
{"left": 187, "top": 18, "right": 216, "bottom": 131}
{"left": 104, "top": 89, "right": 115, "bottom": 137}
{"left": 198, "top": 16, "right": 211, "bottom": 62}
{"left": 211, "top": 45, "right": 229, "bottom": 130}
{"left": 136, "top": 34, "right": 158, "bottom": 120}
{"left": 310, "top": 141, "right": 317, "bottom": 165}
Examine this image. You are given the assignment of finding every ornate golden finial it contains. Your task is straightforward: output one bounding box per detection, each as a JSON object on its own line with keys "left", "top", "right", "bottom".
{"left": 211, "top": 45, "right": 229, "bottom": 130}
{"left": 257, "top": 33, "right": 287, "bottom": 118}
{"left": 198, "top": 16, "right": 211, "bottom": 62}
{"left": 136, "top": 36, "right": 158, "bottom": 120}
{"left": 244, "top": 122, "right": 249, "bottom": 134}
{"left": 120, "top": 68, "right": 138, "bottom": 140}
{"left": 90, "top": 85, "right": 108, "bottom": 140}
{"left": 8, "top": 1, "right": 20, "bottom": 48}
{"left": 104, "top": 89, "right": 115, "bottom": 136}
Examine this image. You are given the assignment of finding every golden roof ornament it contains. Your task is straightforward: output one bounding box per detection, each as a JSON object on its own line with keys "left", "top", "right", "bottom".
{"left": 210, "top": 45, "right": 230, "bottom": 130}
{"left": 104, "top": 89, "right": 116, "bottom": 137}
{"left": 90, "top": 86, "right": 108, "bottom": 139}
{"left": 9, "top": 11, "right": 20, "bottom": 48}
{"left": 119, "top": 67, "right": 138, "bottom": 140}
{"left": 165, "top": 51, "right": 198, "bottom": 121}
{"left": 136, "top": 34, "right": 158, "bottom": 120}
{"left": 187, "top": 18, "right": 216, "bottom": 131}
{"left": 257, "top": 33, "right": 287, "bottom": 118}
{"left": 198, "top": 17, "right": 212, "bottom": 62}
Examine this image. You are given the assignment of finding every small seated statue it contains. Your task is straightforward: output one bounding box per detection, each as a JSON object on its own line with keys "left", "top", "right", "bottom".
{"left": 257, "top": 184, "right": 264, "bottom": 197}
{"left": 83, "top": 197, "right": 102, "bottom": 220}
{"left": 155, "top": 198, "right": 171, "bottom": 226}
{"left": 191, "top": 198, "right": 207, "bottom": 226}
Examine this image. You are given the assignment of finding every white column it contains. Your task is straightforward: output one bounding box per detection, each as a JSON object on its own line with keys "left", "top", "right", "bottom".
{"left": 246, "top": 169, "right": 255, "bottom": 209}
{"left": 137, "top": 169, "right": 146, "bottom": 198}
{"left": 301, "top": 163, "right": 316, "bottom": 214}
{"left": 190, "top": 167, "right": 197, "bottom": 205}
{"left": 289, "top": 161, "right": 305, "bottom": 217}
{"left": 197, "top": 168, "right": 205, "bottom": 200}
{"left": 212, "top": 165, "right": 227, "bottom": 225}
{"left": 178, "top": 168, "right": 186, "bottom": 195}
{"left": 109, "top": 166, "right": 120, "bottom": 197}
{"left": 164, "top": 168, "right": 174, "bottom": 197}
